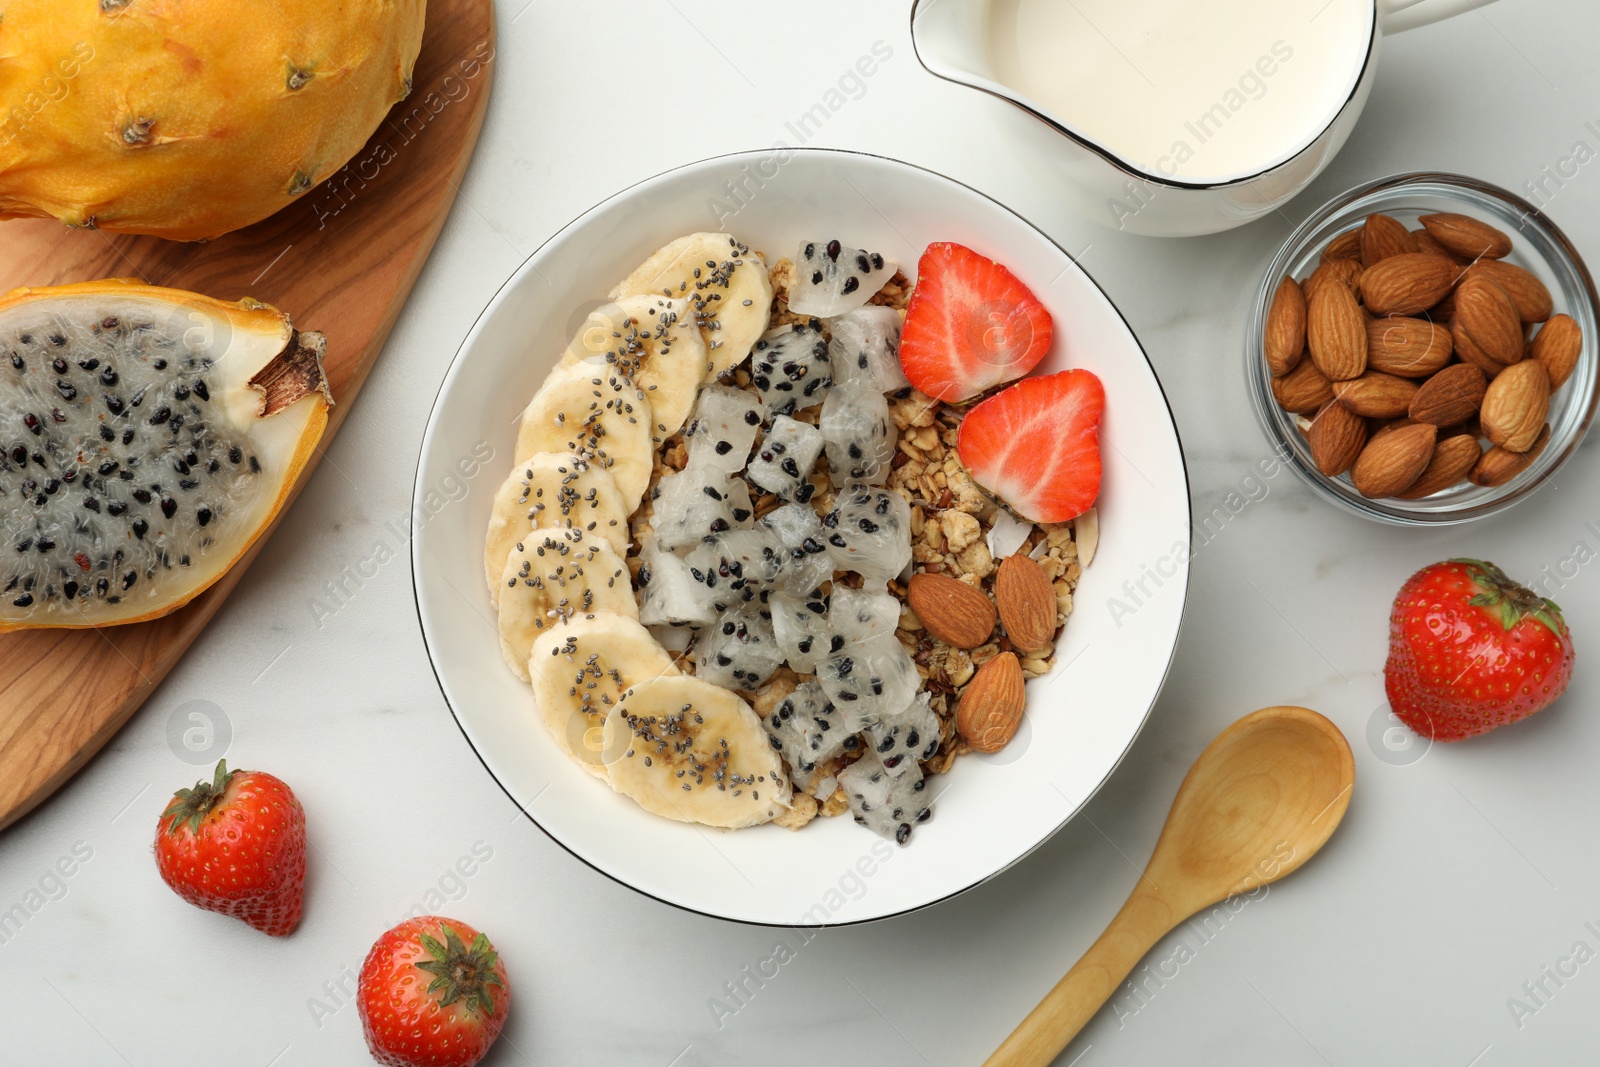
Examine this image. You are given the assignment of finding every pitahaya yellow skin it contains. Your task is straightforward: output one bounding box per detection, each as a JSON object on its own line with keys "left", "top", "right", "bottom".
{"left": 0, "top": 0, "right": 426, "bottom": 241}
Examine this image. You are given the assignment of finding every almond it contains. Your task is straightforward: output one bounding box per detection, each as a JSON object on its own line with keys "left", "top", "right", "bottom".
{"left": 1408, "top": 363, "right": 1487, "bottom": 426}
{"left": 1306, "top": 280, "right": 1367, "bottom": 381}
{"left": 1479, "top": 359, "right": 1550, "bottom": 452}
{"left": 1455, "top": 274, "right": 1525, "bottom": 364}
{"left": 1413, "top": 229, "right": 1469, "bottom": 264}
{"left": 1396, "top": 434, "right": 1484, "bottom": 499}
{"left": 994, "top": 553, "right": 1056, "bottom": 654}
{"left": 906, "top": 572, "right": 996, "bottom": 649}
{"left": 1531, "top": 313, "right": 1582, "bottom": 389}
{"left": 1452, "top": 318, "right": 1505, "bottom": 378}
{"left": 1419, "top": 212, "right": 1513, "bottom": 260}
{"left": 1264, "top": 276, "right": 1306, "bottom": 376}
{"left": 1360, "top": 254, "right": 1462, "bottom": 316}
{"left": 1306, "top": 400, "right": 1367, "bottom": 476}
{"left": 1332, "top": 371, "right": 1419, "bottom": 418}
{"left": 1321, "top": 228, "right": 1363, "bottom": 263}
{"left": 1351, "top": 422, "right": 1436, "bottom": 498}
{"left": 956, "top": 651, "right": 1027, "bottom": 754}
{"left": 1362, "top": 213, "right": 1419, "bottom": 266}
{"left": 1365, "top": 315, "right": 1453, "bottom": 377}
{"left": 1429, "top": 289, "right": 1457, "bottom": 322}
{"left": 1303, "top": 257, "right": 1362, "bottom": 304}
{"left": 1471, "top": 424, "right": 1550, "bottom": 487}
{"left": 1465, "top": 260, "right": 1553, "bottom": 322}
{"left": 1271, "top": 358, "right": 1335, "bottom": 414}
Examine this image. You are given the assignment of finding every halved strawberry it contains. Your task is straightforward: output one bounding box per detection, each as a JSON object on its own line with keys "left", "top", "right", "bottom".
{"left": 957, "top": 370, "right": 1103, "bottom": 523}
{"left": 899, "top": 242, "right": 1053, "bottom": 402}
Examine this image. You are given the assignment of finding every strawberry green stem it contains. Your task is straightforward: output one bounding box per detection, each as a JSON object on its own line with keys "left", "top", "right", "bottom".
{"left": 1454, "top": 558, "right": 1567, "bottom": 635}
{"left": 161, "top": 759, "right": 238, "bottom": 837}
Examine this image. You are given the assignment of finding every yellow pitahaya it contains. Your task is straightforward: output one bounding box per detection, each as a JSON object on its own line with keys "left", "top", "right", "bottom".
{"left": 0, "top": 0, "right": 426, "bottom": 241}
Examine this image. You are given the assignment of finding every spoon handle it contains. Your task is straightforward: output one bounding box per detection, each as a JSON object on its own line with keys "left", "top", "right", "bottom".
{"left": 984, "top": 885, "right": 1176, "bottom": 1067}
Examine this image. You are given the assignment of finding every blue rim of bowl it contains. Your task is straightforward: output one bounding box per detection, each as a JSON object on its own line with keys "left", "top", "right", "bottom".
{"left": 409, "top": 146, "right": 1194, "bottom": 927}
{"left": 1247, "top": 171, "right": 1600, "bottom": 526}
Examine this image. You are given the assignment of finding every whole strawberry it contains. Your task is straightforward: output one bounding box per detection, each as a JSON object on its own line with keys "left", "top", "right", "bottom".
{"left": 154, "top": 759, "right": 306, "bottom": 935}
{"left": 1386, "top": 559, "right": 1574, "bottom": 741}
{"left": 358, "top": 916, "right": 510, "bottom": 1067}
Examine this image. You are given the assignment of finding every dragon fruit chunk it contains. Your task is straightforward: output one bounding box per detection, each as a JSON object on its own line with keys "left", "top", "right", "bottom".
{"left": 650, "top": 466, "right": 741, "bottom": 551}
{"left": 750, "top": 321, "right": 833, "bottom": 416}
{"left": 637, "top": 541, "right": 716, "bottom": 628}
{"left": 818, "top": 632, "right": 920, "bottom": 733}
{"left": 789, "top": 240, "right": 897, "bottom": 318}
{"left": 828, "top": 305, "right": 909, "bottom": 394}
{"left": 866, "top": 693, "right": 941, "bottom": 778}
{"left": 769, "top": 589, "right": 833, "bottom": 673}
{"left": 686, "top": 385, "right": 765, "bottom": 473}
{"left": 838, "top": 752, "right": 933, "bottom": 845}
{"left": 686, "top": 530, "right": 775, "bottom": 610}
{"left": 761, "top": 680, "right": 850, "bottom": 793}
{"left": 695, "top": 604, "right": 783, "bottom": 690}
{"left": 758, "top": 503, "right": 833, "bottom": 594}
{"left": 747, "top": 416, "right": 824, "bottom": 503}
{"left": 829, "top": 585, "right": 901, "bottom": 643}
{"left": 819, "top": 384, "right": 895, "bottom": 487}
{"left": 823, "top": 483, "right": 912, "bottom": 583}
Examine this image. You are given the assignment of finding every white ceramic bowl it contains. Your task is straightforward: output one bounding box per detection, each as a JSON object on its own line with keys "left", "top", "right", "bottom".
{"left": 412, "top": 148, "right": 1191, "bottom": 925}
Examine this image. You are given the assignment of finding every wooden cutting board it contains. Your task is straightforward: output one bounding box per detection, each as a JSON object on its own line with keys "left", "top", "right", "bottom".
{"left": 0, "top": 0, "right": 495, "bottom": 831}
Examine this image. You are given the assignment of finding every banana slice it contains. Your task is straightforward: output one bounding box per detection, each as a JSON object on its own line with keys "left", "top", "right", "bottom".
{"left": 610, "top": 232, "right": 774, "bottom": 383}
{"left": 483, "top": 452, "right": 630, "bottom": 606}
{"left": 528, "top": 611, "right": 679, "bottom": 780}
{"left": 497, "top": 527, "right": 637, "bottom": 681}
{"left": 560, "top": 294, "right": 704, "bottom": 446}
{"left": 602, "top": 674, "right": 791, "bottom": 829}
{"left": 513, "top": 358, "right": 653, "bottom": 506}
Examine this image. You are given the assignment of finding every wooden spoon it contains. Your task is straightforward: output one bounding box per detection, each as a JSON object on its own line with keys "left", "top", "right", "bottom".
{"left": 986, "top": 705, "right": 1354, "bottom": 1066}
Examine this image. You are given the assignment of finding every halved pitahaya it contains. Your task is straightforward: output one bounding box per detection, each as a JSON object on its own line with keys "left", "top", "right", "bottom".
{"left": 637, "top": 541, "right": 716, "bottom": 628}
{"left": 829, "top": 585, "right": 900, "bottom": 642}
{"left": 818, "top": 632, "right": 920, "bottom": 733}
{"left": 828, "top": 305, "right": 909, "bottom": 394}
{"left": 789, "top": 240, "right": 897, "bottom": 318}
{"left": 823, "top": 484, "right": 912, "bottom": 583}
{"left": 747, "top": 416, "right": 824, "bottom": 503}
{"left": 750, "top": 321, "right": 833, "bottom": 416}
{"left": 695, "top": 605, "right": 782, "bottom": 690}
{"left": 867, "top": 693, "right": 940, "bottom": 777}
{"left": 768, "top": 589, "right": 832, "bottom": 673}
{"left": 819, "top": 384, "right": 895, "bottom": 487}
{"left": 686, "top": 385, "right": 765, "bottom": 473}
{"left": 838, "top": 752, "right": 932, "bottom": 845}
{"left": 650, "top": 466, "right": 742, "bottom": 551}
{"left": 761, "top": 680, "right": 850, "bottom": 794}
{"left": 757, "top": 504, "right": 833, "bottom": 594}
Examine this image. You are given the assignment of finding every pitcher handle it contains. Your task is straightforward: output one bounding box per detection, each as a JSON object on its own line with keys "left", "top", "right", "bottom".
{"left": 1380, "top": 0, "right": 1498, "bottom": 34}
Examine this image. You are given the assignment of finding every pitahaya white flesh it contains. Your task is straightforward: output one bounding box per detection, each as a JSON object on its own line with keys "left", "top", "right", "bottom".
{"left": 750, "top": 322, "right": 833, "bottom": 416}
{"left": 685, "top": 530, "right": 772, "bottom": 610}
{"left": 823, "top": 483, "right": 912, "bottom": 583}
{"left": 789, "top": 240, "right": 897, "bottom": 318}
{"left": 686, "top": 385, "right": 765, "bottom": 473}
{"left": 838, "top": 752, "right": 932, "bottom": 845}
{"left": 650, "top": 466, "right": 743, "bottom": 551}
{"left": 819, "top": 384, "right": 895, "bottom": 487}
{"left": 769, "top": 589, "right": 832, "bottom": 673}
{"left": 828, "top": 305, "right": 909, "bottom": 394}
{"left": 747, "top": 416, "right": 824, "bottom": 503}
{"left": 637, "top": 541, "right": 716, "bottom": 628}
{"left": 648, "top": 622, "right": 695, "bottom": 655}
{"left": 818, "top": 632, "right": 920, "bottom": 733}
{"left": 760, "top": 680, "right": 850, "bottom": 793}
{"left": 695, "top": 604, "right": 782, "bottom": 690}
{"left": 828, "top": 585, "right": 900, "bottom": 643}
{"left": 867, "top": 693, "right": 940, "bottom": 777}
{"left": 757, "top": 503, "right": 833, "bottom": 594}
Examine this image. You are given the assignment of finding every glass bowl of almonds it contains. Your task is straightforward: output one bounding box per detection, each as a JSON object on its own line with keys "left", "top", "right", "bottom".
{"left": 1247, "top": 172, "right": 1599, "bottom": 524}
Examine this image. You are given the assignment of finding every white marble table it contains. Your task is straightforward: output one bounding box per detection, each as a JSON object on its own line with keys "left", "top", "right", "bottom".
{"left": 8, "top": 2, "right": 1600, "bottom": 1063}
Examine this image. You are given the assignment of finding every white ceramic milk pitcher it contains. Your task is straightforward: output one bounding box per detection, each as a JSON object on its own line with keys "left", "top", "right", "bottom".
{"left": 911, "top": 0, "right": 1495, "bottom": 236}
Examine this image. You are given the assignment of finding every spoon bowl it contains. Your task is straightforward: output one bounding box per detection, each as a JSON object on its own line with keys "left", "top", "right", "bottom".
{"left": 986, "top": 706, "right": 1354, "bottom": 1067}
